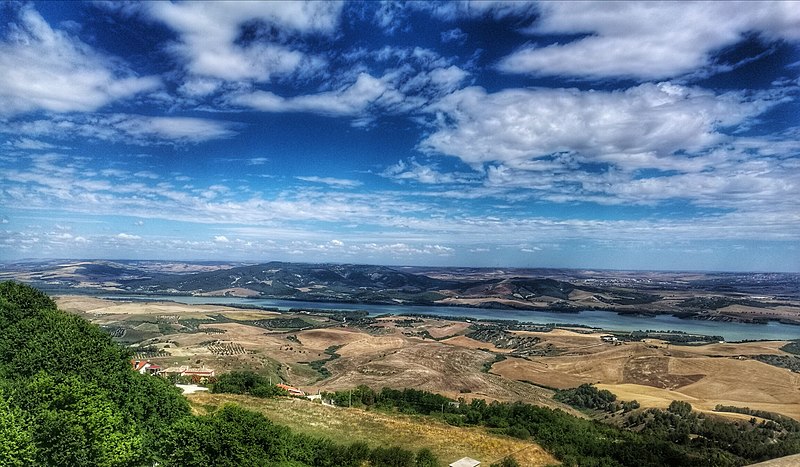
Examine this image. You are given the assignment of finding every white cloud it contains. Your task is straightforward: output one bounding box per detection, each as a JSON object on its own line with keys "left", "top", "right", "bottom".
{"left": 361, "top": 242, "right": 454, "bottom": 257}
{"left": 116, "top": 233, "right": 141, "bottom": 240}
{"left": 213, "top": 235, "right": 230, "bottom": 243}
{"left": 441, "top": 28, "right": 467, "bottom": 44}
{"left": 382, "top": 158, "right": 477, "bottom": 185}
{"left": 5, "top": 138, "right": 64, "bottom": 151}
{"left": 412, "top": 1, "right": 538, "bottom": 22}
{"left": 499, "top": 2, "right": 800, "bottom": 80}
{"left": 144, "top": 1, "right": 342, "bottom": 86}
{"left": 0, "top": 5, "right": 159, "bottom": 116}
{"left": 2, "top": 114, "right": 237, "bottom": 145}
{"left": 422, "top": 83, "right": 774, "bottom": 170}
{"left": 296, "top": 176, "right": 363, "bottom": 188}
{"left": 231, "top": 73, "right": 399, "bottom": 116}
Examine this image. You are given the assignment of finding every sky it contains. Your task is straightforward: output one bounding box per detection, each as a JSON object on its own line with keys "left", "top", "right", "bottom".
{"left": 1, "top": 1, "right": 799, "bottom": 272}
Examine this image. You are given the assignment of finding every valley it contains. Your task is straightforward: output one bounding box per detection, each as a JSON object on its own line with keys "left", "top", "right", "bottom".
{"left": 55, "top": 292, "right": 800, "bottom": 422}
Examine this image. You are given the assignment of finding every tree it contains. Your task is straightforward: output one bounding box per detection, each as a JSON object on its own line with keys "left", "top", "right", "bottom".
{"left": 415, "top": 448, "right": 439, "bottom": 467}
{"left": 668, "top": 400, "right": 692, "bottom": 418}
{"left": 0, "top": 391, "right": 35, "bottom": 467}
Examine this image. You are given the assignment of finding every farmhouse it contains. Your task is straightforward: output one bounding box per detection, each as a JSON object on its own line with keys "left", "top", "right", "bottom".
{"left": 131, "top": 359, "right": 161, "bottom": 376}
{"left": 276, "top": 383, "right": 305, "bottom": 396}
{"left": 162, "top": 366, "right": 216, "bottom": 383}
{"left": 601, "top": 335, "right": 618, "bottom": 343}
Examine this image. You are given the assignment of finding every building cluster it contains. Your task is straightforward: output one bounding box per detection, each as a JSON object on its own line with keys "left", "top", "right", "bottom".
{"left": 131, "top": 359, "right": 216, "bottom": 382}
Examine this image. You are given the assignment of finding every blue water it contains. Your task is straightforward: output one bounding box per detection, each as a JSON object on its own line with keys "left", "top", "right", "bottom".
{"left": 102, "top": 295, "right": 800, "bottom": 342}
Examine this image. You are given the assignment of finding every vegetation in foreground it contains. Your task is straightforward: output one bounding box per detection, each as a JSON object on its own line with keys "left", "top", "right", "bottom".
{"left": 189, "top": 392, "right": 555, "bottom": 467}
{"left": 0, "top": 282, "right": 437, "bottom": 466}
{"left": 320, "top": 384, "right": 800, "bottom": 466}
{"left": 2, "top": 281, "right": 799, "bottom": 466}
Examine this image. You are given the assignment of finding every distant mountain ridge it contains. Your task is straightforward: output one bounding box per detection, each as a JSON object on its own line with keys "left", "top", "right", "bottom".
{"left": 142, "top": 261, "right": 456, "bottom": 296}
{"left": 3, "top": 260, "right": 799, "bottom": 323}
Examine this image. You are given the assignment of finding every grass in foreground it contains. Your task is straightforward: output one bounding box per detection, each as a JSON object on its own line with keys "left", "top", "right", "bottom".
{"left": 188, "top": 393, "right": 558, "bottom": 466}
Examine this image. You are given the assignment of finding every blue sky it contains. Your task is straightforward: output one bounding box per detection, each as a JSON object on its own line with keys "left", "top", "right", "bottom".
{"left": 1, "top": 1, "right": 799, "bottom": 271}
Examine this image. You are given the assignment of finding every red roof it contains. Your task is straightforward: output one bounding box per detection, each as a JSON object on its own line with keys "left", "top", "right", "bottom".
{"left": 276, "top": 383, "right": 305, "bottom": 395}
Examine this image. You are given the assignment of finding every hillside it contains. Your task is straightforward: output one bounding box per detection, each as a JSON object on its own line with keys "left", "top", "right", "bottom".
{"left": 189, "top": 393, "right": 557, "bottom": 466}
{"left": 3, "top": 260, "right": 800, "bottom": 324}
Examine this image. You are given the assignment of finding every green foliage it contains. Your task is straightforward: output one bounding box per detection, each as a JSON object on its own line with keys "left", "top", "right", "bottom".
{"left": 415, "top": 448, "right": 439, "bottom": 467}
{"left": 780, "top": 340, "right": 800, "bottom": 355}
{"left": 306, "top": 345, "right": 342, "bottom": 380}
{"left": 668, "top": 400, "right": 693, "bottom": 417}
{"left": 324, "top": 384, "right": 800, "bottom": 467}
{"left": 0, "top": 282, "right": 440, "bottom": 467}
{"left": 714, "top": 405, "right": 800, "bottom": 432}
{"left": 369, "top": 445, "right": 416, "bottom": 467}
{"left": 0, "top": 391, "right": 35, "bottom": 467}
{"left": 554, "top": 383, "right": 618, "bottom": 412}
{"left": 622, "top": 400, "right": 641, "bottom": 412}
{"left": 0, "top": 282, "right": 190, "bottom": 466}
{"left": 212, "top": 370, "right": 288, "bottom": 397}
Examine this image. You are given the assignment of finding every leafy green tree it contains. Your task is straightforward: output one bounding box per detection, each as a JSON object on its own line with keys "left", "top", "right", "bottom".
{"left": 0, "top": 391, "right": 35, "bottom": 467}
{"left": 370, "top": 445, "right": 416, "bottom": 467}
{"left": 668, "top": 400, "right": 693, "bottom": 418}
{"left": 23, "top": 374, "right": 143, "bottom": 466}
{"left": 415, "top": 447, "right": 439, "bottom": 467}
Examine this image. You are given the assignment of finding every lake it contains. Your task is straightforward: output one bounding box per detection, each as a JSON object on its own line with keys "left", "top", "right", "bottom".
{"left": 102, "top": 295, "right": 799, "bottom": 342}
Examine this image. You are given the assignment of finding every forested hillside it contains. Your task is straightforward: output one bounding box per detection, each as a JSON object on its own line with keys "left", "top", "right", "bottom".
{"left": 0, "top": 282, "right": 437, "bottom": 466}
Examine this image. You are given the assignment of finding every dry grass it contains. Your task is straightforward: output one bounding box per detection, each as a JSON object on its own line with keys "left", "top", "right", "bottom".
{"left": 441, "top": 335, "right": 514, "bottom": 353}
{"left": 56, "top": 296, "right": 800, "bottom": 421}
{"left": 491, "top": 337, "right": 800, "bottom": 420}
{"left": 188, "top": 393, "right": 559, "bottom": 466}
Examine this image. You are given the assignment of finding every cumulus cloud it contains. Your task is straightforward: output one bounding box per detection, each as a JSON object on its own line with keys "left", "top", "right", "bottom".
{"left": 499, "top": 1, "right": 800, "bottom": 80}
{"left": 0, "top": 5, "right": 159, "bottom": 116}
{"left": 116, "top": 233, "right": 141, "bottom": 240}
{"left": 143, "top": 1, "right": 342, "bottom": 87}
{"left": 422, "top": 83, "right": 775, "bottom": 170}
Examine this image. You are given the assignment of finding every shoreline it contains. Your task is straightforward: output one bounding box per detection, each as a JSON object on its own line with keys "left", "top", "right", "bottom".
{"left": 53, "top": 291, "right": 799, "bottom": 343}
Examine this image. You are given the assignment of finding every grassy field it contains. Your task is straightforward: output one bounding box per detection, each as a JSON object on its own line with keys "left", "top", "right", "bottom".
{"left": 188, "top": 393, "right": 559, "bottom": 467}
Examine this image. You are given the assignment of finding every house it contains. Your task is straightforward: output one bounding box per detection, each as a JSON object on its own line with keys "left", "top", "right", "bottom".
{"left": 601, "top": 335, "right": 618, "bottom": 343}
{"left": 161, "top": 366, "right": 216, "bottom": 383}
{"left": 450, "top": 457, "right": 480, "bottom": 467}
{"left": 131, "top": 359, "right": 161, "bottom": 376}
{"left": 276, "top": 383, "right": 305, "bottom": 396}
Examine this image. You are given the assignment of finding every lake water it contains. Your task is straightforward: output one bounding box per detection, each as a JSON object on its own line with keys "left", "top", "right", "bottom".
{"left": 102, "top": 295, "right": 799, "bottom": 342}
